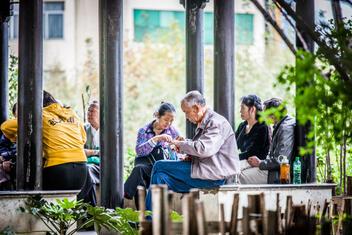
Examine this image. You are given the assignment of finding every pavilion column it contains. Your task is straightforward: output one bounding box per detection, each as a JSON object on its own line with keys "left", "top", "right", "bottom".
{"left": 0, "top": 1, "right": 10, "bottom": 126}
{"left": 17, "top": 0, "right": 43, "bottom": 190}
{"left": 183, "top": 0, "right": 207, "bottom": 138}
{"left": 99, "top": 0, "right": 124, "bottom": 209}
{"left": 296, "top": 0, "right": 316, "bottom": 183}
{"left": 214, "top": 0, "right": 235, "bottom": 128}
{"left": 0, "top": 22, "right": 8, "bottom": 125}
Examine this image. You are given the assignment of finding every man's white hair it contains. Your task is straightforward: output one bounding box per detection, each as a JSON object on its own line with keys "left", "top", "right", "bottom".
{"left": 89, "top": 99, "right": 99, "bottom": 106}
{"left": 181, "top": 90, "right": 206, "bottom": 107}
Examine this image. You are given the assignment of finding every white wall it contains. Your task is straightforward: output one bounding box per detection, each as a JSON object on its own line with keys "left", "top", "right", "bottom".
{"left": 74, "top": 0, "right": 99, "bottom": 77}
{"left": 8, "top": 0, "right": 77, "bottom": 83}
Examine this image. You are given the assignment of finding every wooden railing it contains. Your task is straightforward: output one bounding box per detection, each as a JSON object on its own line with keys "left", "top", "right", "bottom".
{"left": 137, "top": 183, "right": 352, "bottom": 235}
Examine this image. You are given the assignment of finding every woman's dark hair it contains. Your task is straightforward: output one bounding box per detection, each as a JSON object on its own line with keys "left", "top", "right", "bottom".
{"left": 240, "top": 94, "right": 263, "bottom": 120}
{"left": 155, "top": 102, "right": 176, "bottom": 117}
{"left": 263, "top": 98, "right": 287, "bottom": 113}
{"left": 11, "top": 103, "right": 17, "bottom": 116}
{"left": 43, "top": 90, "right": 57, "bottom": 107}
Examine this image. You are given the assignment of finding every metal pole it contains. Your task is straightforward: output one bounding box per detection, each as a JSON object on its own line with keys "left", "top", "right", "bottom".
{"left": 17, "top": 0, "right": 43, "bottom": 190}
{"left": 99, "top": 0, "right": 124, "bottom": 209}
{"left": 296, "top": 0, "right": 316, "bottom": 183}
{"left": 0, "top": 0, "right": 10, "bottom": 125}
{"left": 184, "top": 0, "right": 207, "bottom": 138}
{"left": 214, "top": 0, "right": 235, "bottom": 128}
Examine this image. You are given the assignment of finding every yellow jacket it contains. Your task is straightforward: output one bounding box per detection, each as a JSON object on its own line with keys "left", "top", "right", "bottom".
{"left": 1, "top": 103, "right": 87, "bottom": 168}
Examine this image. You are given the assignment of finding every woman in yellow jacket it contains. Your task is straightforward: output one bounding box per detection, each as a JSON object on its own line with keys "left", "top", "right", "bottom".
{"left": 1, "top": 91, "right": 87, "bottom": 190}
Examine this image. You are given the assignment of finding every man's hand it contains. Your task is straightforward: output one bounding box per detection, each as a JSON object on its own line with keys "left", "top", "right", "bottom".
{"left": 153, "top": 134, "right": 173, "bottom": 142}
{"left": 248, "top": 156, "right": 261, "bottom": 167}
{"left": 3, "top": 161, "right": 11, "bottom": 172}
{"left": 179, "top": 154, "right": 192, "bottom": 162}
{"left": 170, "top": 140, "right": 182, "bottom": 150}
{"left": 175, "top": 136, "right": 185, "bottom": 141}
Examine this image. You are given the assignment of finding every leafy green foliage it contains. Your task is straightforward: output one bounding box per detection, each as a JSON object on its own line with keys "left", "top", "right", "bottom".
{"left": 275, "top": 18, "right": 352, "bottom": 191}
{"left": 8, "top": 55, "right": 18, "bottom": 118}
{"left": 170, "top": 210, "right": 183, "bottom": 222}
{"left": 19, "top": 195, "right": 139, "bottom": 235}
{"left": 19, "top": 195, "right": 179, "bottom": 235}
{"left": 124, "top": 148, "right": 137, "bottom": 180}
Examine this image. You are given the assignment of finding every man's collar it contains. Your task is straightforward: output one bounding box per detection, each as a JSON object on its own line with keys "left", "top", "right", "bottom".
{"left": 274, "top": 115, "right": 288, "bottom": 129}
{"left": 197, "top": 108, "right": 211, "bottom": 129}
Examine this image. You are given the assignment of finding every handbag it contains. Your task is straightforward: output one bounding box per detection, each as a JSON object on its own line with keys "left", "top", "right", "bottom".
{"left": 134, "top": 145, "right": 168, "bottom": 166}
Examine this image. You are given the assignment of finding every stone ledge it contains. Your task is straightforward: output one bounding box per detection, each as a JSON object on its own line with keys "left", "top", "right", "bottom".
{"left": 219, "top": 183, "right": 336, "bottom": 190}
{"left": 0, "top": 190, "right": 80, "bottom": 197}
{"left": 0, "top": 190, "right": 79, "bottom": 234}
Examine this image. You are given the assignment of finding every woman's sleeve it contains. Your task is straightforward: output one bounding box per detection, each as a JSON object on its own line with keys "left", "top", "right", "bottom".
{"left": 171, "top": 126, "right": 181, "bottom": 139}
{"left": 239, "top": 124, "right": 269, "bottom": 160}
{"left": 135, "top": 129, "right": 155, "bottom": 157}
{"left": 79, "top": 121, "right": 87, "bottom": 146}
{"left": 235, "top": 122, "right": 242, "bottom": 139}
{"left": 1, "top": 119, "right": 18, "bottom": 143}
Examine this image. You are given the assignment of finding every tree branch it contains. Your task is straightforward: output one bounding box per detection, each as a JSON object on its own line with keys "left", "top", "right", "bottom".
{"left": 331, "top": 0, "right": 344, "bottom": 29}
{"left": 274, "top": 1, "right": 309, "bottom": 52}
{"left": 249, "top": 0, "right": 297, "bottom": 55}
{"left": 275, "top": 0, "right": 350, "bottom": 81}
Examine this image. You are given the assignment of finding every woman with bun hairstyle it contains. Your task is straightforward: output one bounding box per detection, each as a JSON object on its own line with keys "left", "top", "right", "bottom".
{"left": 124, "top": 102, "right": 180, "bottom": 209}
{"left": 235, "top": 94, "right": 270, "bottom": 184}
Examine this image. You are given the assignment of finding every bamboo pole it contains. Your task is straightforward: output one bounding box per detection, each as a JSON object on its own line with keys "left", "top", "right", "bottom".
{"left": 195, "top": 200, "right": 207, "bottom": 235}
{"left": 229, "top": 194, "right": 239, "bottom": 235}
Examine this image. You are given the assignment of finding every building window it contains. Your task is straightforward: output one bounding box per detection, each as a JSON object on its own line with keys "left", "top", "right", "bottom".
{"left": 133, "top": 9, "right": 254, "bottom": 45}
{"left": 134, "top": 10, "right": 184, "bottom": 42}
{"left": 235, "top": 14, "right": 254, "bottom": 45}
{"left": 43, "top": 2, "right": 64, "bottom": 39}
{"left": 8, "top": 2, "right": 64, "bottom": 40}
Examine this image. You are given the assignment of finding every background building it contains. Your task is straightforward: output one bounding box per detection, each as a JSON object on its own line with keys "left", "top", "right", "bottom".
{"left": 8, "top": 0, "right": 266, "bottom": 83}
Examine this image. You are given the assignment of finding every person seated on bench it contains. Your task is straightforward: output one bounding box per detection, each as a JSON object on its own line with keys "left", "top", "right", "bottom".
{"left": 145, "top": 90, "right": 240, "bottom": 211}
{"left": 0, "top": 103, "right": 17, "bottom": 190}
{"left": 236, "top": 95, "right": 270, "bottom": 184}
{"left": 124, "top": 102, "right": 180, "bottom": 209}
{"left": 78, "top": 100, "right": 100, "bottom": 206}
{"left": 247, "top": 98, "right": 295, "bottom": 184}
{"left": 1, "top": 91, "right": 87, "bottom": 190}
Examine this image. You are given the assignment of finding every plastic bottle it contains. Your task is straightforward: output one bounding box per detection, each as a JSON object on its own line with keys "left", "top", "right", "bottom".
{"left": 293, "top": 157, "right": 301, "bottom": 184}
{"left": 280, "top": 155, "right": 290, "bottom": 184}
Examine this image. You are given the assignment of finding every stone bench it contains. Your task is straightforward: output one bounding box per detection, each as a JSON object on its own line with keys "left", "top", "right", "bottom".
{"left": 0, "top": 190, "right": 79, "bottom": 234}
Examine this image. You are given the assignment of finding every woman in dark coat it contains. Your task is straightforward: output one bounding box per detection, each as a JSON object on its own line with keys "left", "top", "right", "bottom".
{"left": 235, "top": 95, "right": 270, "bottom": 184}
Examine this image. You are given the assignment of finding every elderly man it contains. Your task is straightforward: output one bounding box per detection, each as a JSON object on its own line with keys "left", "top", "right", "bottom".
{"left": 78, "top": 100, "right": 100, "bottom": 207}
{"left": 247, "top": 98, "right": 295, "bottom": 184}
{"left": 145, "top": 90, "right": 240, "bottom": 211}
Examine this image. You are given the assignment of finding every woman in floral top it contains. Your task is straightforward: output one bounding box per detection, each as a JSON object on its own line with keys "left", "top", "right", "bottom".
{"left": 124, "top": 102, "right": 180, "bottom": 209}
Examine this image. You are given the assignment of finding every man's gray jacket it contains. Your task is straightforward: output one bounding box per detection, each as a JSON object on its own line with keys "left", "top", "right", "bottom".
{"left": 179, "top": 109, "right": 240, "bottom": 180}
{"left": 259, "top": 115, "right": 296, "bottom": 184}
